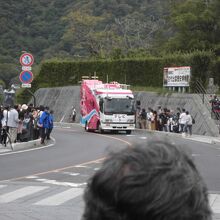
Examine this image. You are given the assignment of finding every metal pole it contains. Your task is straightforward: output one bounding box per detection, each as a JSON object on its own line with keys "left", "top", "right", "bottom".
{"left": 26, "top": 89, "right": 36, "bottom": 107}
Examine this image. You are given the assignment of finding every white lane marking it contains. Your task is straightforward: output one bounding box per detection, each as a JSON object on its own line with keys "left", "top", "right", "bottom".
{"left": 26, "top": 176, "right": 39, "bottom": 179}
{"left": 35, "top": 178, "right": 87, "bottom": 187}
{"left": 94, "top": 168, "right": 100, "bottom": 171}
{"left": 0, "top": 142, "right": 55, "bottom": 156}
{"left": 209, "top": 194, "right": 220, "bottom": 213}
{"left": 35, "top": 188, "right": 84, "bottom": 206}
{"left": 191, "top": 154, "right": 201, "bottom": 157}
{"left": 210, "top": 194, "right": 218, "bottom": 206}
{"left": 0, "top": 186, "right": 48, "bottom": 203}
{"left": 0, "top": 185, "right": 7, "bottom": 189}
{"left": 60, "top": 115, "right": 65, "bottom": 123}
{"left": 139, "top": 137, "right": 147, "bottom": 139}
{"left": 62, "top": 172, "right": 80, "bottom": 176}
{"left": 75, "top": 165, "right": 90, "bottom": 168}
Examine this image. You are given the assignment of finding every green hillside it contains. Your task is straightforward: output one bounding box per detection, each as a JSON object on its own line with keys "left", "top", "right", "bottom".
{"left": 0, "top": 0, "right": 219, "bottom": 87}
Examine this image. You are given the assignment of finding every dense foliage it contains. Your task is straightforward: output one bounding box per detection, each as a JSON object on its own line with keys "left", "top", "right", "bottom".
{"left": 30, "top": 51, "right": 213, "bottom": 91}
{"left": 0, "top": 0, "right": 219, "bottom": 91}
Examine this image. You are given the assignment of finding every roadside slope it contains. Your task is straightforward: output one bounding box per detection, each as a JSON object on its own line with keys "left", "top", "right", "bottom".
{"left": 32, "top": 86, "right": 219, "bottom": 137}
{"left": 32, "top": 86, "right": 80, "bottom": 123}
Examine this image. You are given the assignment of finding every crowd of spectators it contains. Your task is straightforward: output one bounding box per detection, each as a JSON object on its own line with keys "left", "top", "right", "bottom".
{"left": 137, "top": 106, "right": 194, "bottom": 137}
{"left": 0, "top": 103, "right": 54, "bottom": 146}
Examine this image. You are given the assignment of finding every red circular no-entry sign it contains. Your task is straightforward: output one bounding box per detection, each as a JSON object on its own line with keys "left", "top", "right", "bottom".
{"left": 20, "top": 53, "right": 34, "bottom": 66}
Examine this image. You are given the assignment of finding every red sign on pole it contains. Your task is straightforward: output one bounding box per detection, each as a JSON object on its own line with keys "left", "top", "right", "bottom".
{"left": 19, "top": 71, "right": 33, "bottom": 84}
{"left": 20, "top": 53, "right": 34, "bottom": 66}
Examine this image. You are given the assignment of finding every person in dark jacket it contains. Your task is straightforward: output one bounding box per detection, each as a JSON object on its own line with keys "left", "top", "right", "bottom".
{"left": 46, "top": 110, "right": 54, "bottom": 140}
{"left": 38, "top": 106, "right": 50, "bottom": 144}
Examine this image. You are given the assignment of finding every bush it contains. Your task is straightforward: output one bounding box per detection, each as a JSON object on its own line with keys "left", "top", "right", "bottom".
{"left": 18, "top": 51, "right": 218, "bottom": 103}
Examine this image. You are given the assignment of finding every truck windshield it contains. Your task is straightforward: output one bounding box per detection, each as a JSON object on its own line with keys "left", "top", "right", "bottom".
{"left": 104, "top": 98, "right": 134, "bottom": 114}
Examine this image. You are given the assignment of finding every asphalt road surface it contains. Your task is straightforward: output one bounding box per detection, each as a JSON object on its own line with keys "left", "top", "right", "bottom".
{"left": 0, "top": 124, "right": 219, "bottom": 220}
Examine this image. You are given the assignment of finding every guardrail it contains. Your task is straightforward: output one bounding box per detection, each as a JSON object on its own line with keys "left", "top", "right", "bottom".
{"left": 194, "top": 80, "right": 220, "bottom": 133}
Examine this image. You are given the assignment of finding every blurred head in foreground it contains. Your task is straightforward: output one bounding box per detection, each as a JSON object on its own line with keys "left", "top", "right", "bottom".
{"left": 82, "top": 139, "right": 211, "bottom": 220}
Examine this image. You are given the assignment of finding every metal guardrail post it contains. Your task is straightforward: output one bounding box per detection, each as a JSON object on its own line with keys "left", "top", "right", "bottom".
{"left": 195, "top": 79, "right": 220, "bottom": 134}
{"left": 26, "top": 89, "right": 36, "bottom": 107}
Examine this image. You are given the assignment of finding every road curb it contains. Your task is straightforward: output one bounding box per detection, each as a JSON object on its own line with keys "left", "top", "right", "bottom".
{"left": 0, "top": 138, "right": 56, "bottom": 154}
{"left": 134, "top": 128, "right": 220, "bottom": 145}
{"left": 13, "top": 139, "right": 42, "bottom": 151}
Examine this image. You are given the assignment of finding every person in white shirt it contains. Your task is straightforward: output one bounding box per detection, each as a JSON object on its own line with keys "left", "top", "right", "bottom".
{"left": 7, "top": 105, "right": 19, "bottom": 143}
{"left": 184, "top": 111, "right": 193, "bottom": 137}
{"left": 1, "top": 105, "right": 10, "bottom": 146}
{"left": 179, "top": 109, "right": 187, "bottom": 133}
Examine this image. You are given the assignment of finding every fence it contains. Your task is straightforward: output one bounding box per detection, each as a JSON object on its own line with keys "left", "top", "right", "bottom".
{"left": 194, "top": 80, "right": 220, "bottom": 133}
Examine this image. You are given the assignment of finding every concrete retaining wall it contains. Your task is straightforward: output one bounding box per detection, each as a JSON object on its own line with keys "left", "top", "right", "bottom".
{"left": 31, "top": 86, "right": 219, "bottom": 137}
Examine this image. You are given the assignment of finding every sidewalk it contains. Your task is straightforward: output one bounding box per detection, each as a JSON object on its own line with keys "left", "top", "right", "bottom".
{"left": 0, "top": 138, "right": 44, "bottom": 153}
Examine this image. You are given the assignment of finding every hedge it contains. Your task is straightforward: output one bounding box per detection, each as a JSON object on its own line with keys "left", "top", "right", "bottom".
{"left": 18, "top": 50, "right": 219, "bottom": 103}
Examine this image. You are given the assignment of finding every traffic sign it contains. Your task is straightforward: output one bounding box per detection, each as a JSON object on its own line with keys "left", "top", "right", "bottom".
{"left": 19, "top": 71, "right": 33, "bottom": 84}
{"left": 22, "top": 66, "right": 32, "bottom": 71}
{"left": 21, "top": 83, "right": 31, "bottom": 88}
{"left": 20, "top": 53, "right": 34, "bottom": 66}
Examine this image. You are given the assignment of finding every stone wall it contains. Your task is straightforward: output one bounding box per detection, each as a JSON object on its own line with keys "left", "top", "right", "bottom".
{"left": 32, "top": 86, "right": 219, "bottom": 137}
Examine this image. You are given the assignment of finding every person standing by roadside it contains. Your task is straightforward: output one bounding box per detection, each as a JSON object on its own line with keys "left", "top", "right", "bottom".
{"left": 147, "top": 108, "right": 153, "bottom": 130}
{"left": 0, "top": 106, "right": 4, "bottom": 144}
{"left": 71, "top": 107, "right": 76, "bottom": 122}
{"left": 140, "top": 108, "right": 147, "bottom": 129}
{"left": 32, "top": 107, "right": 40, "bottom": 140}
{"left": 7, "top": 105, "right": 19, "bottom": 144}
{"left": 46, "top": 110, "right": 54, "bottom": 140}
{"left": 1, "top": 105, "right": 10, "bottom": 146}
{"left": 38, "top": 106, "right": 50, "bottom": 144}
{"left": 151, "top": 110, "right": 158, "bottom": 130}
{"left": 184, "top": 111, "right": 193, "bottom": 137}
{"left": 179, "top": 108, "right": 187, "bottom": 133}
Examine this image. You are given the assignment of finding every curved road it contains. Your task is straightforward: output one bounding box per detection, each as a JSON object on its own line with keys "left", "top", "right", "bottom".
{"left": 0, "top": 124, "right": 219, "bottom": 220}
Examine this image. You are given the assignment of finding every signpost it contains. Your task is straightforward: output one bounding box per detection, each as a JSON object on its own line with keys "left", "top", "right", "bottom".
{"left": 20, "top": 53, "right": 34, "bottom": 66}
{"left": 19, "top": 71, "right": 33, "bottom": 84}
{"left": 163, "top": 66, "right": 191, "bottom": 93}
{"left": 19, "top": 52, "right": 36, "bottom": 106}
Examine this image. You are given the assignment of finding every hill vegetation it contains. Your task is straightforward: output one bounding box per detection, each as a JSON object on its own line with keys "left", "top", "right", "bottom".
{"left": 0, "top": 0, "right": 219, "bottom": 88}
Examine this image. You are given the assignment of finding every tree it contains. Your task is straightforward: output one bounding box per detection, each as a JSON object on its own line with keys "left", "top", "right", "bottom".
{"left": 0, "top": 63, "right": 19, "bottom": 88}
{"left": 61, "top": 10, "right": 106, "bottom": 56}
{"left": 165, "top": 0, "right": 219, "bottom": 52}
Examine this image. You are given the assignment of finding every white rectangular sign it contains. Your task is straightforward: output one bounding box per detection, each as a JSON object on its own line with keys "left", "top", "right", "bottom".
{"left": 21, "top": 83, "right": 31, "bottom": 88}
{"left": 163, "top": 66, "right": 191, "bottom": 87}
{"left": 22, "top": 66, "right": 32, "bottom": 71}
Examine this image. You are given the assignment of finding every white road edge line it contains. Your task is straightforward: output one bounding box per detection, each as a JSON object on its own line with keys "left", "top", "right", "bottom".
{"left": 0, "top": 142, "right": 55, "bottom": 156}
{"left": 0, "top": 186, "right": 48, "bottom": 203}
{"left": 35, "top": 188, "right": 84, "bottom": 206}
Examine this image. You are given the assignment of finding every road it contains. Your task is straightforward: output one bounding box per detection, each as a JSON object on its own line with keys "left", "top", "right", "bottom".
{"left": 0, "top": 124, "right": 220, "bottom": 220}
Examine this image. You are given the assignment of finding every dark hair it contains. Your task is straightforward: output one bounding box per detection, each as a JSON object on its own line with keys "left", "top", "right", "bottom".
{"left": 39, "top": 105, "right": 45, "bottom": 111}
{"left": 82, "top": 139, "right": 211, "bottom": 220}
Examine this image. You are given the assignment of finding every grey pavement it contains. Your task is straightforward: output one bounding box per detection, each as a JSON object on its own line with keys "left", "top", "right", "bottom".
{"left": 0, "top": 130, "right": 220, "bottom": 219}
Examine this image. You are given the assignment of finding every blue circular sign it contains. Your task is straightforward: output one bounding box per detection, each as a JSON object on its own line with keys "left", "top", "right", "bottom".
{"left": 19, "top": 71, "right": 33, "bottom": 84}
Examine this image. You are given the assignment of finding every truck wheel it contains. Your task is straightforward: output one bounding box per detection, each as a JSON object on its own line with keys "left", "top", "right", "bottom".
{"left": 97, "top": 123, "right": 104, "bottom": 134}
{"left": 85, "top": 122, "right": 90, "bottom": 132}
